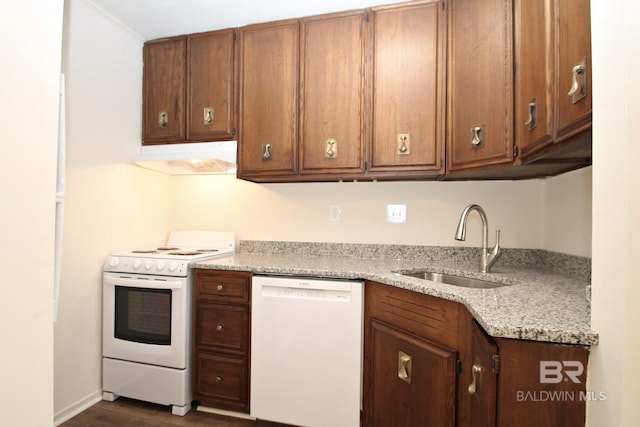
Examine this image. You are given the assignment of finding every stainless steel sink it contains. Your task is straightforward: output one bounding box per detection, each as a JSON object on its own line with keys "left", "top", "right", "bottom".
{"left": 399, "top": 271, "right": 507, "bottom": 289}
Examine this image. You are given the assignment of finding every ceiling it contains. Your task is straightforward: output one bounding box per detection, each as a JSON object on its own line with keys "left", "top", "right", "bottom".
{"left": 90, "top": 0, "right": 406, "bottom": 40}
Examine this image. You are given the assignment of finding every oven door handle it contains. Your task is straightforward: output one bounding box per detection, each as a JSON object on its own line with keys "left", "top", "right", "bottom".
{"left": 104, "top": 276, "right": 184, "bottom": 290}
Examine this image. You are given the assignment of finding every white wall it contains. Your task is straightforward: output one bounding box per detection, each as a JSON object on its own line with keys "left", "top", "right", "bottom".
{"left": 587, "top": 0, "right": 640, "bottom": 425}
{"left": 0, "top": 1, "right": 63, "bottom": 426}
{"left": 53, "top": 0, "right": 173, "bottom": 423}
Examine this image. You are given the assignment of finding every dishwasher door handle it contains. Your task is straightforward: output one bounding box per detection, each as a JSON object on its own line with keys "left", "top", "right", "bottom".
{"left": 259, "top": 283, "right": 352, "bottom": 302}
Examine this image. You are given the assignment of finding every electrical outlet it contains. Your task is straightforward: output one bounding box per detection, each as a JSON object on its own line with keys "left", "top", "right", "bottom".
{"left": 387, "top": 204, "right": 407, "bottom": 224}
{"left": 329, "top": 205, "right": 342, "bottom": 222}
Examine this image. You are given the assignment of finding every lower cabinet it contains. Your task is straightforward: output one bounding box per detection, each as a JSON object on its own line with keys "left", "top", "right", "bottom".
{"left": 190, "top": 273, "right": 589, "bottom": 424}
{"left": 192, "top": 269, "right": 252, "bottom": 413}
{"left": 364, "top": 280, "right": 589, "bottom": 427}
{"left": 368, "top": 320, "right": 457, "bottom": 426}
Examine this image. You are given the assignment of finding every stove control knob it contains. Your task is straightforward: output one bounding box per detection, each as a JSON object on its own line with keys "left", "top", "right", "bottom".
{"left": 108, "top": 257, "right": 120, "bottom": 268}
{"left": 168, "top": 261, "right": 178, "bottom": 272}
{"left": 133, "top": 259, "right": 142, "bottom": 270}
{"left": 157, "top": 261, "right": 166, "bottom": 271}
{"left": 144, "top": 260, "right": 154, "bottom": 270}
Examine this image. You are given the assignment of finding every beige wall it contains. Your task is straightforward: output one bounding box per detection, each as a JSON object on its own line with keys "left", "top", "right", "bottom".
{"left": 588, "top": 0, "right": 640, "bottom": 425}
{"left": 170, "top": 168, "right": 591, "bottom": 257}
{"left": 0, "top": 1, "right": 63, "bottom": 425}
{"left": 53, "top": 0, "right": 173, "bottom": 422}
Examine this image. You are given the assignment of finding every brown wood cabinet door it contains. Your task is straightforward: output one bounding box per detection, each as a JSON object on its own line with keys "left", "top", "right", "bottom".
{"left": 514, "top": 0, "right": 554, "bottom": 162}
{"left": 554, "top": 0, "right": 591, "bottom": 142}
{"left": 193, "top": 351, "right": 249, "bottom": 412}
{"left": 300, "top": 11, "right": 366, "bottom": 176}
{"left": 467, "top": 321, "right": 498, "bottom": 427}
{"left": 368, "top": 320, "right": 457, "bottom": 427}
{"left": 187, "top": 29, "right": 236, "bottom": 141}
{"left": 370, "top": 0, "right": 445, "bottom": 177}
{"left": 143, "top": 37, "right": 186, "bottom": 144}
{"left": 447, "top": 0, "right": 514, "bottom": 172}
{"left": 495, "top": 338, "right": 589, "bottom": 427}
{"left": 195, "top": 302, "right": 249, "bottom": 355}
{"left": 237, "top": 20, "right": 299, "bottom": 179}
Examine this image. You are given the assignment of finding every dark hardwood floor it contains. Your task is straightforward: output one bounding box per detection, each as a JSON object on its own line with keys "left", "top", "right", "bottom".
{"left": 60, "top": 398, "right": 291, "bottom": 427}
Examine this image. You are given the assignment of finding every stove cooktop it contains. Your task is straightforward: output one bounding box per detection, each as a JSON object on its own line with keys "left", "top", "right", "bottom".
{"left": 103, "top": 231, "right": 236, "bottom": 277}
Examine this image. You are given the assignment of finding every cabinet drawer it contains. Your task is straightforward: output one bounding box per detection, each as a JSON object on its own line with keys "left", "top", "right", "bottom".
{"left": 195, "top": 302, "right": 249, "bottom": 354}
{"left": 195, "top": 270, "right": 251, "bottom": 303}
{"left": 194, "top": 352, "right": 249, "bottom": 412}
{"left": 365, "top": 280, "right": 460, "bottom": 347}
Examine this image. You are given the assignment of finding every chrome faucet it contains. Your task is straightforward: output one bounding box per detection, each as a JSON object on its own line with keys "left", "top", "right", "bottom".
{"left": 455, "top": 204, "right": 501, "bottom": 273}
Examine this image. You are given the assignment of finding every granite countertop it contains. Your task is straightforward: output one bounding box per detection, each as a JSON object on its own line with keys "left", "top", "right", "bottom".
{"left": 191, "top": 241, "right": 598, "bottom": 346}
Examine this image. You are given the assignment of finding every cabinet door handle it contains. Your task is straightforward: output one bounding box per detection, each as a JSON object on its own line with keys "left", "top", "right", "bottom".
{"left": 471, "top": 125, "right": 484, "bottom": 148}
{"left": 567, "top": 58, "right": 587, "bottom": 103}
{"left": 398, "top": 351, "right": 412, "bottom": 384}
{"left": 467, "top": 363, "right": 483, "bottom": 396}
{"left": 158, "top": 111, "right": 168, "bottom": 128}
{"left": 262, "top": 143, "right": 273, "bottom": 160}
{"left": 326, "top": 138, "right": 337, "bottom": 158}
{"left": 524, "top": 99, "right": 537, "bottom": 131}
{"left": 204, "top": 107, "right": 214, "bottom": 125}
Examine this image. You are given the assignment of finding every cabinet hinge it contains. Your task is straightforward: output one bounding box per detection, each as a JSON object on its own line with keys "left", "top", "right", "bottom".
{"left": 456, "top": 360, "right": 463, "bottom": 375}
{"left": 491, "top": 354, "right": 500, "bottom": 374}
{"left": 513, "top": 145, "right": 519, "bottom": 158}
{"left": 233, "top": 31, "right": 237, "bottom": 41}
{"left": 442, "top": 1, "right": 445, "bottom": 11}
{"left": 232, "top": 127, "right": 237, "bottom": 135}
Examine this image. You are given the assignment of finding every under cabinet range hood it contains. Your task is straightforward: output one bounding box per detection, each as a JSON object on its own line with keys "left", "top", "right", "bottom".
{"left": 135, "top": 141, "right": 237, "bottom": 175}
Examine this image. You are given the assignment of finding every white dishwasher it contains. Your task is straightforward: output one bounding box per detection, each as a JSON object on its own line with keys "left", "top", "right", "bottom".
{"left": 250, "top": 275, "right": 363, "bottom": 427}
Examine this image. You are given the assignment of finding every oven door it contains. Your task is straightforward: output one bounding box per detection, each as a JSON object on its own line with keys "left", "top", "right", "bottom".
{"left": 103, "top": 272, "right": 190, "bottom": 369}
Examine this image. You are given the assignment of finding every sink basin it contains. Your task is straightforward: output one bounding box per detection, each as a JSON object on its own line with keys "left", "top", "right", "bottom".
{"left": 399, "top": 271, "right": 507, "bottom": 289}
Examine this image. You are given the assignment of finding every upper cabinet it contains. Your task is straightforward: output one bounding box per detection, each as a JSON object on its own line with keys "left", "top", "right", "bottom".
{"left": 446, "top": 0, "right": 514, "bottom": 173}
{"left": 514, "top": 0, "right": 555, "bottom": 161}
{"left": 143, "top": 37, "right": 187, "bottom": 144}
{"left": 187, "top": 30, "right": 237, "bottom": 142}
{"left": 514, "top": 0, "right": 592, "bottom": 166}
{"left": 554, "top": 0, "right": 592, "bottom": 142}
{"left": 143, "top": 0, "right": 592, "bottom": 180}
{"left": 299, "top": 11, "right": 367, "bottom": 178}
{"left": 369, "top": 0, "right": 446, "bottom": 179}
{"left": 142, "top": 29, "right": 236, "bottom": 145}
{"left": 236, "top": 20, "right": 299, "bottom": 180}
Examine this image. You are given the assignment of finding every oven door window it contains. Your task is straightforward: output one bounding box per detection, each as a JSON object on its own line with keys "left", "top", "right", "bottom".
{"left": 114, "top": 286, "right": 172, "bottom": 345}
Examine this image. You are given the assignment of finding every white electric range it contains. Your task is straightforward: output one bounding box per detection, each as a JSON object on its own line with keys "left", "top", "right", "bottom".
{"left": 102, "top": 231, "right": 235, "bottom": 416}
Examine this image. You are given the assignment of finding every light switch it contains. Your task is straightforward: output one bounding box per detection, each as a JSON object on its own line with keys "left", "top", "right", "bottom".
{"left": 387, "top": 204, "right": 407, "bottom": 224}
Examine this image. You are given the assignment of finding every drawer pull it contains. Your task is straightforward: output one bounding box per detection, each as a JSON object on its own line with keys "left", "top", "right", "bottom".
{"left": 216, "top": 284, "right": 225, "bottom": 292}
{"left": 216, "top": 323, "right": 224, "bottom": 332}
{"left": 216, "top": 376, "right": 223, "bottom": 383}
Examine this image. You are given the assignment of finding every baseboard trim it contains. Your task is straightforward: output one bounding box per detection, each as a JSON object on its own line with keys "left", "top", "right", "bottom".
{"left": 197, "top": 405, "right": 256, "bottom": 420}
{"left": 54, "top": 390, "right": 103, "bottom": 426}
